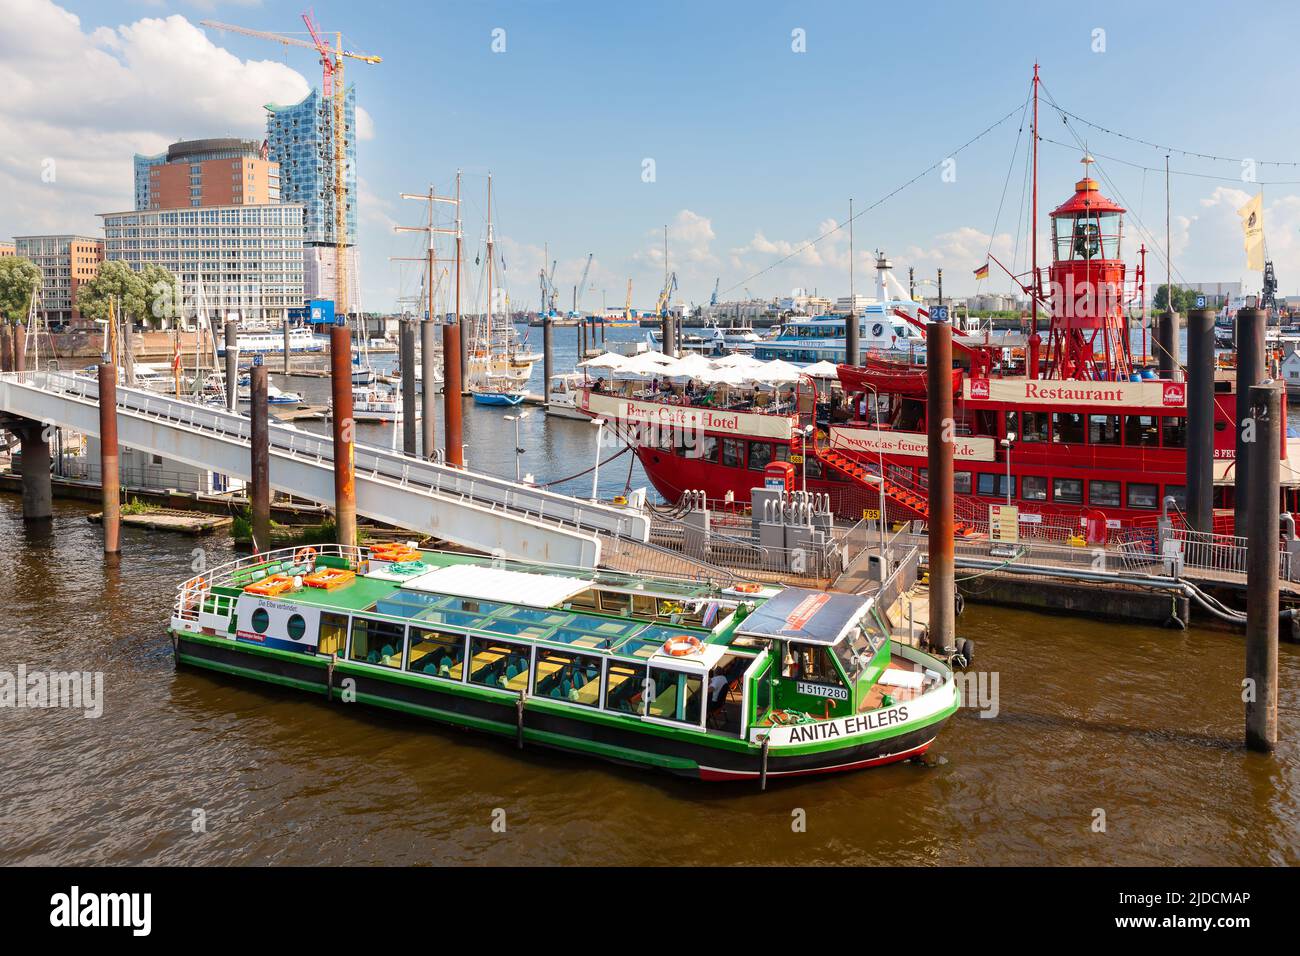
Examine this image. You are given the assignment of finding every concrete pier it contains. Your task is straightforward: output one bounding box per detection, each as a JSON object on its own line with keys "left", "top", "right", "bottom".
{"left": 97, "top": 362, "right": 120, "bottom": 554}
{"left": 16, "top": 420, "right": 51, "bottom": 521}
{"left": 249, "top": 358, "right": 271, "bottom": 553}
{"left": 1157, "top": 309, "right": 1180, "bottom": 379}
{"left": 1185, "top": 307, "right": 1216, "bottom": 532}
{"left": 845, "top": 310, "right": 859, "bottom": 366}
{"left": 329, "top": 322, "right": 357, "bottom": 547}
{"left": 443, "top": 322, "right": 464, "bottom": 467}
{"left": 1244, "top": 382, "right": 1280, "bottom": 752}
{"left": 926, "top": 320, "right": 956, "bottom": 653}
{"left": 1235, "top": 307, "right": 1266, "bottom": 537}
{"left": 399, "top": 319, "right": 417, "bottom": 457}
{"left": 224, "top": 320, "right": 238, "bottom": 413}
{"left": 13, "top": 323, "right": 25, "bottom": 374}
{"left": 542, "top": 316, "right": 554, "bottom": 406}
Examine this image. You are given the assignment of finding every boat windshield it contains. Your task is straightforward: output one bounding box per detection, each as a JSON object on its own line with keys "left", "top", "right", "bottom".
{"left": 832, "top": 612, "right": 888, "bottom": 683}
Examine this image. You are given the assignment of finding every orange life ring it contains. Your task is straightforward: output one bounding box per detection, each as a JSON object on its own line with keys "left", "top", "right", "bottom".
{"left": 295, "top": 547, "right": 318, "bottom": 567}
{"left": 662, "top": 634, "right": 703, "bottom": 657}
{"left": 734, "top": 582, "right": 762, "bottom": 594}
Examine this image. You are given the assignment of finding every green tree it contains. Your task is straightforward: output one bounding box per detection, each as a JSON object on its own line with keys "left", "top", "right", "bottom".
{"left": 140, "top": 263, "right": 181, "bottom": 330}
{"left": 1152, "top": 283, "right": 1201, "bottom": 313}
{"left": 0, "top": 257, "right": 42, "bottom": 324}
{"left": 75, "top": 260, "right": 147, "bottom": 328}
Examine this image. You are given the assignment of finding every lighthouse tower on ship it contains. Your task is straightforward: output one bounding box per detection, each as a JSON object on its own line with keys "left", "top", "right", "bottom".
{"left": 1041, "top": 155, "right": 1135, "bottom": 381}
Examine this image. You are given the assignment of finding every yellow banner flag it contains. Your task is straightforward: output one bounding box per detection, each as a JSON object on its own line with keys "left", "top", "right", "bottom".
{"left": 1238, "top": 193, "right": 1265, "bottom": 271}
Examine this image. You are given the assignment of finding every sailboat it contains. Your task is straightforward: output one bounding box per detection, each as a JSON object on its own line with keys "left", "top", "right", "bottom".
{"left": 470, "top": 173, "right": 530, "bottom": 406}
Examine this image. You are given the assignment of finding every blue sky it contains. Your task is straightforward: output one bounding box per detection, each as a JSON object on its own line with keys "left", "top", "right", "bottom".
{"left": 8, "top": 0, "right": 1300, "bottom": 312}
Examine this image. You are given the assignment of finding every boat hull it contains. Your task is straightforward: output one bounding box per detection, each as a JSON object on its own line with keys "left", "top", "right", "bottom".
{"left": 472, "top": 391, "right": 525, "bottom": 406}
{"left": 173, "top": 631, "right": 953, "bottom": 782}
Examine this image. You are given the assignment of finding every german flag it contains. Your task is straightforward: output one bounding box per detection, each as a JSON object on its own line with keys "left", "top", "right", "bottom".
{"left": 973, "top": 262, "right": 990, "bottom": 281}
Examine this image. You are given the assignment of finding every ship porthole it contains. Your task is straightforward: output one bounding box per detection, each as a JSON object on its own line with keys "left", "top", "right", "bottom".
{"left": 286, "top": 613, "right": 307, "bottom": 641}
{"left": 251, "top": 607, "right": 271, "bottom": 634}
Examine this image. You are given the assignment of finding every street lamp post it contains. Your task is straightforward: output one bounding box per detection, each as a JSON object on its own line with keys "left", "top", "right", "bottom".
{"left": 591, "top": 417, "right": 607, "bottom": 502}
{"left": 504, "top": 411, "right": 529, "bottom": 483}
{"left": 1000, "top": 431, "right": 1016, "bottom": 505}
{"left": 799, "top": 423, "right": 814, "bottom": 494}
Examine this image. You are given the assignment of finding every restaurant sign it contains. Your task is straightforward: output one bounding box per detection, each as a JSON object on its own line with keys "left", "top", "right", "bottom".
{"left": 829, "top": 427, "right": 996, "bottom": 462}
{"left": 579, "top": 391, "right": 794, "bottom": 440}
{"left": 965, "top": 377, "right": 1186, "bottom": 409}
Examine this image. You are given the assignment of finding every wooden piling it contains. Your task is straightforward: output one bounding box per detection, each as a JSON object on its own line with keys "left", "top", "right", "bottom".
{"left": 1245, "top": 382, "right": 1280, "bottom": 752}
{"left": 1235, "top": 307, "right": 1266, "bottom": 537}
{"left": 443, "top": 321, "right": 464, "bottom": 467}
{"left": 0, "top": 323, "right": 11, "bottom": 372}
{"left": 420, "top": 318, "right": 437, "bottom": 460}
{"left": 249, "top": 358, "right": 271, "bottom": 553}
{"left": 1157, "top": 309, "right": 1180, "bottom": 379}
{"left": 1185, "top": 308, "right": 1216, "bottom": 532}
{"left": 329, "top": 322, "right": 357, "bottom": 548}
{"left": 98, "top": 362, "right": 120, "bottom": 554}
{"left": 459, "top": 315, "right": 471, "bottom": 396}
{"left": 14, "top": 322, "right": 25, "bottom": 374}
{"left": 282, "top": 318, "right": 291, "bottom": 376}
{"left": 926, "top": 320, "right": 956, "bottom": 653}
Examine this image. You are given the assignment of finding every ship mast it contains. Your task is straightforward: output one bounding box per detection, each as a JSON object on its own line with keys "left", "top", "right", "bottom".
{"left": 1029, "top": 62, "right": 1040, "bottom": 378}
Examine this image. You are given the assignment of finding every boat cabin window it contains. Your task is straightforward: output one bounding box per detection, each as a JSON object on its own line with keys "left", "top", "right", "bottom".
{"left": 1052, "top": 412, "right": 1086, "bottom": 444}
{"left": 318, "top": 612, "right": 348, "bottom": 655}
{"left": 598, "top": 591, "right": 631, "bottom": 616}
{"left": 721, "top": 438, "right": 745, "bottom": 468}
{"left": 1167, "top": 484, "right": 1187, "bottom": 510}
{"left": 646, "top": 666, "right": 703, "bottom": 726}
{"left": 407, "top": 628, "right": 465, "bottom": 680}
{"left": 468, "top": 636, "right": 531, "bottom": 691}
{"left": 533, "top": 648, "right": 602, "bottom": 706}
{"left": 953, "top": 471, "right": 972, "bottom": 495}
{"left": 565, "top": 589, "right": 599, "bottom": 611}
{"left": 781, "top": 642, "right": 845, "bottom": 687}
{"left": 695, "top": 435, "right": 719, "bottom": 463}
{"left": 549, "top": 613, "right": 642, "bottom": 649}
{"left": 350, "top": 616, "right": 405, "bottom": 668}
{"left": 832, "top": 617, "right": 887, "bottom": 683}
{"left": 1089, "top": 480, "right": 1121, "bottom": 508}
{"left": 748, "top": 441, "right": 774, "bottom": 471}
{"left": 603, "top": 660, "right": 646, "bottom": 714}
{"left": 1022, "top": 475, "right": 1048, "bottom": 501}
{"left": 1053, "top": 478, "right": 1084, "bottom": 504}
{"left": 1021, "top": 410, "right": 1050, "bottom": 443}
{"left": 1127, "top": 482, "right": 1159, "bottom": 510}
{"left": 1161, "top": 416, "right": 1187, "bottom": 448}
{"left": 1126, "top": 414, "right": 1160, "bottom": 446}
{"left": 977, "top": 473, "right": 1014, "bottom": 499}
{"left": 1089, "top": 414, "right": 1121, "bottom": 445}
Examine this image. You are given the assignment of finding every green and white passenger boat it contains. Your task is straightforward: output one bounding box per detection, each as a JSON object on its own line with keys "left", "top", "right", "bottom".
{"left": 169, "top": 545, "right": 960, "bottom": 782}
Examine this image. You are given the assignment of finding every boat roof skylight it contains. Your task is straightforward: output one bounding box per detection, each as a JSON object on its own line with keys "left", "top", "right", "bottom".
{"left": 400, "top": 563, "right": 594, "bottom": 610}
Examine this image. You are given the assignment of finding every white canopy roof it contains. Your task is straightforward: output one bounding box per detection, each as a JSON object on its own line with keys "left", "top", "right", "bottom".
{"left": 579, "top": 352, "right": 630, "bottom": 370}
{"left": 803, "top": 360, "right": 841, "bottom": 378}
{"left": 401, "top": 563, "right": 593, "bottom": 609}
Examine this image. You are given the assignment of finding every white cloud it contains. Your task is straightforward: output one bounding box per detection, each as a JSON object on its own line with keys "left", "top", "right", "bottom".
{"left": 0, "top": 1, "right": 310, "bottom": 235}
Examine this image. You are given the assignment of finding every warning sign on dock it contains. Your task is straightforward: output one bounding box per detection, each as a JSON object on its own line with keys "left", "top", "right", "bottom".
{"left": 989, "top": 504, "right": 1019, "bottom": 544}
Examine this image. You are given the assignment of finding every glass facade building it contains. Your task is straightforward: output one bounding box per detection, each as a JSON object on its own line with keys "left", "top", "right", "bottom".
{"left": 99, "top": 205, "right": 305, "bottom": 325}
{"left": 265, "top": 87, "right": 357, "bottom": 246}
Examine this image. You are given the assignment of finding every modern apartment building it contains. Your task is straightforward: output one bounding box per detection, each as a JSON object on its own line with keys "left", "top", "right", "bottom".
{"left": 12, "top": 235, "right": 104, "bottom": 328}
{"left": 0, "top": 242, "right": 15, "bottom": 258}
{"left": 99, "top": 205, "right": 305, "bottom": 326}
{"left": 133, "top": 138, "right": 280, "bottom": 211}
{"left": 265, "top": 87, "right": 361, "bottom": 313}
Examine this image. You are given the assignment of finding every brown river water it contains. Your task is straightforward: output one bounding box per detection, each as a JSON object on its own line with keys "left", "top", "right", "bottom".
{"left": 1, "top": 492, "right": 1296, "bottom": 867}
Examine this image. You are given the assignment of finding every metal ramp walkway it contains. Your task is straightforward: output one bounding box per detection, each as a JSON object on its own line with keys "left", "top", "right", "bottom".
{"left": 0, "top": 371, "right": 649, "bottom": 568}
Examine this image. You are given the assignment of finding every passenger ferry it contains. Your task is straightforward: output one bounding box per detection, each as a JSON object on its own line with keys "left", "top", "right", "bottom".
{"left": 216, "top": 326, "right": 327, "bottom": 356}
{"left": 169, "top": 546, "right": 960, "bottom": 782}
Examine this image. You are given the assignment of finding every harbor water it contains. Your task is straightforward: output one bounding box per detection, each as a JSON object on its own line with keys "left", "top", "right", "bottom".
{"left": 0, "top": 323, "right": 1297, "bottom": 865}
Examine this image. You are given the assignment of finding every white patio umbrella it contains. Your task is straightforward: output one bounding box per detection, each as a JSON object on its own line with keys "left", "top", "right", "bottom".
{"left": 579, "top": 351, "right": 631, "bottom": 370}
{"left": 752, "top": 359, "right": 803, "bottom": 385}
{"left": 666, "top": 352, "right": 716, "bottom": 378}
{"left": 713, "top": 352, "right": 765, "bottom": 369}
{"left": 802, "top": 360, "right": 841, "bottom": 378}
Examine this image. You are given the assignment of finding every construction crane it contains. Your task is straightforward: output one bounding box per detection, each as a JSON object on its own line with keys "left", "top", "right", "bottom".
{"left": 199, "top": 16, "right": 381, "bottom": 318}
{"left": 709, "top": 277, "right": 720, "bottom": 307}
{"left": 570, "top": 253, "right": 593, "bottom": 317}
{"left": 655, "top": 271, "right": 678, "bottom": 318}
{"left": 624, "top": 279, "right": 633, "bottom": 321}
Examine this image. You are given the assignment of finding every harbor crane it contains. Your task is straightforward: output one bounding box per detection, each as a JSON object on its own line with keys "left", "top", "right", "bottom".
{"left": 199, "top": 15, "right": 381, "bottom": 318}
{"left": 710, "top": 277, "right": 720, "bottom": 307}
{"left": 571, "top": 253, "right": 593, "bottom": 317}
{"left": 656, "top": 271, "right": 679, "bottom": 318}
{"left": 624, "top": 279, "right": 634, "bottom": 321}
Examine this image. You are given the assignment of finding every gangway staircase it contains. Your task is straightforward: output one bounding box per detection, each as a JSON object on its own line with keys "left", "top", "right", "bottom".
{"left": 0, "top": 371, "right": 649, "bottom": 568}
{"left": 814, "top": 437, "right": 978, "bottom": 537}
